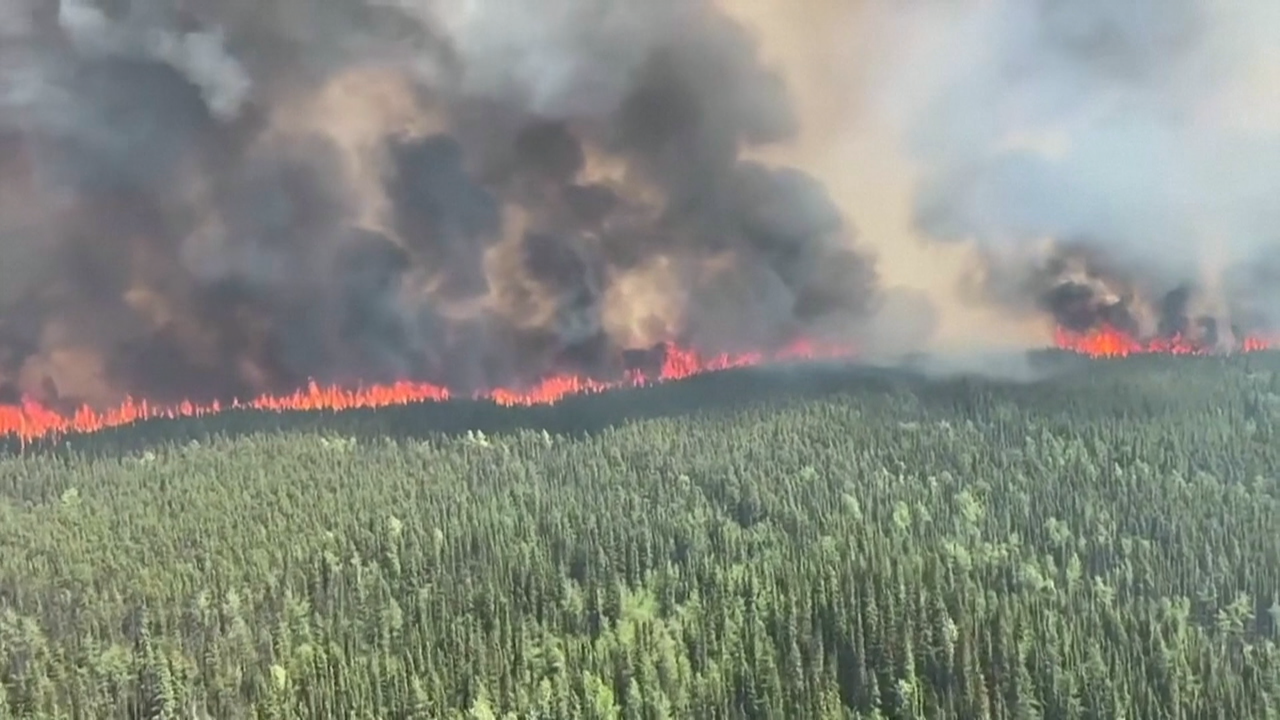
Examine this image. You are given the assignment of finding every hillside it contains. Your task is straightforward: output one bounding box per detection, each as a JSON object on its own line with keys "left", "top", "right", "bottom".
{"left": 1, "top": 353, "right": 1279, "bottom": 718}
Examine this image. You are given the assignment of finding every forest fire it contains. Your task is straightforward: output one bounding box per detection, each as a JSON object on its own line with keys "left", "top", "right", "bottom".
{"left": 4, "top": 0, "right": 1276, "bottom": 448}
{"left": 1052, "top": 325, "right": 1276, "bottom": 357}
{"left": 3, "top": 326, "right": 1277, "bottom": 444}
{"left": 1, "top": 327, "right": 1277, "bottom": 443}
{"left": 0, "top": 339, "right": 850, "bottom": 443}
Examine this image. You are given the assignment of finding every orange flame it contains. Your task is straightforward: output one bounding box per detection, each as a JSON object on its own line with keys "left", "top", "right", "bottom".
{"left": 0, "top": 339, "right": 851, "bottom": 443}
{"left": 4, "top": 328, "right": 1274, "bottom": 444}
{"left": 1053, "top": 324, "right": 1276, "bottom": 357}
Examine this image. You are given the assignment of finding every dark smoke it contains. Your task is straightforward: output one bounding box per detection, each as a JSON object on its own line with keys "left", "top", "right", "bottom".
{"left": 874, "top": 0, "right": 1280, "bottom": 346}
{"left": 0, "top": 0, "right": 879, "bottom": 408}
{"left": 970, "top": 243, "right": 1249, "bottom": 348}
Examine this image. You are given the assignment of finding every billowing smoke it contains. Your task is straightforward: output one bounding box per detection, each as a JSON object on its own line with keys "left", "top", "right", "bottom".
{"left": 861, "top": 0, "right": 1280, "bottom": 347}
{"left": 0, "top": 0, "right": 881, "bottom": 408}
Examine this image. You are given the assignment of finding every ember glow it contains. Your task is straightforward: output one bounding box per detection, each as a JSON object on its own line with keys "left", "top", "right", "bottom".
{"left": 0, "top": 339, "right": 851, "bottom": 443}
{"left": 1053, "top": 325, "right": 1276, "bottom": 357}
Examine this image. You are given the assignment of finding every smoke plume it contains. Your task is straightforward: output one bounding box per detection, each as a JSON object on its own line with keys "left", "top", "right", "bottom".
{"left": 860, "top": 0, "right": 1280, "bottom": 348}
{"left": 0, "top": 0, "right": 883, "bottom": 408}
{"left": 5, "top": 0, "right": 1277, "bottom": 408}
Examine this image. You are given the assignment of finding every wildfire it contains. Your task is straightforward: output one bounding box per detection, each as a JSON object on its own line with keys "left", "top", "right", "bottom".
{"left": 1052, "top": 325, "right": 1276, "bottom": 357}
{"left": 0, "top": 339, "right": 851, "bottom": 443}
{"left": 3, "top": 327, "right": 1276, "bottom": 444}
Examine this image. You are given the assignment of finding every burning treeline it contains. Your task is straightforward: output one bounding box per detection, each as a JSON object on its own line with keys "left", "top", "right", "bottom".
{"left": 892, "top": 0, "right": 1280, "bottom": 353}
{"left": 0, "top": 0, "right": 1278, "bottom": 412}
{"left": 973, "top": 243, "right": 1278, "bottom": 354}
{"left": 0, "top": 0, "right": 881, "bottom": 411}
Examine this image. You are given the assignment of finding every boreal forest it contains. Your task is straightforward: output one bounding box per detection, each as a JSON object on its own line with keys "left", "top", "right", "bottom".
{"left": 4, "top": 0, "right": 1280, "bottom": 717}
{"left": 1, "top": 350, "right": 1279, "bottom": 719}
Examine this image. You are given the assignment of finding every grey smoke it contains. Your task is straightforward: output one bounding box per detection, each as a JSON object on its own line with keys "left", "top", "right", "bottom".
{"left": 432, "top": 0, "right": 692, "bottom": 118}
{"left": 875, "top": 0, "right": 1280, "bottom": 339}
{"left": 0, "top": 0, "right": 881, "bottom": 407}
{"left": 57, "top": 0, "right": 251, "bottom": 119}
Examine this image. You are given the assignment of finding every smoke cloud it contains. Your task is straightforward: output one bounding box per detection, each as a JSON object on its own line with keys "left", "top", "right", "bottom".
{"left": 4, "top": 0, "right": 1276, "bottom": 408}
{"left": 0, "top": 0, "right": 884, "bottom": 408}
{"left": 859, "top": 0, "right": 1280, "bottom": 347}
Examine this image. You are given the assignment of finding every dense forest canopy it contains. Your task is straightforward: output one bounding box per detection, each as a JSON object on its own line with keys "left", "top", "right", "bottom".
{"left": 1, "top": 353, "right": 1279, "bottom": 718}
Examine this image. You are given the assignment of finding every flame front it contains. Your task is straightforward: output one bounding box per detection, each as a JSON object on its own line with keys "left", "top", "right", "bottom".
{"left": 1053, "top": 325, "right": 1276, "bottom": 357}
{"left": 4, "top": 329, "right": 1276, "bottom": 444}
{"left": 0, "top": 340, "right": 851, "bottom": 443}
